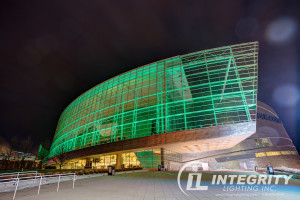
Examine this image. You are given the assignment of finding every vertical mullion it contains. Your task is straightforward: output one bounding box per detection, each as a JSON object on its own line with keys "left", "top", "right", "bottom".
{"left": 112, "top": 85, "right": 120, "bottom": 141}
{"left": 121, "top": 80, "right": 126, "bottom": 140}
{"left": 132, "top": 71, "right": 138, "bottom": 138}
{"left": 231, "top": 47, "right": 251, "bottom": 121}
{"left": 164, "top": 60, "right": 167, "bottom": 133}
{"left": 204, "top": 51, "right": 218, "bottom": 126}
{"left": 156, "top": 64, "right": 161, "bottom": 134}
{"left": 98, "top": 84, "right": 109, "bottom": 144}
{"left": 180, "top": 58, "right": 188, "bottom": 130}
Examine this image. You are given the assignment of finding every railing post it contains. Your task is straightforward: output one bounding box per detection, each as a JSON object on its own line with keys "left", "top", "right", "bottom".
{"left": 73, "top": 173, "right": 75, "bottom": 189}
{"left": 57, "top": 175, "right": 61, "bottom": 192}
{"left": 34, "top": 171, "right": 37, "bottom": 183}
{"left": 13, "top": 178, "right": 19, "bottom": 200}
{"left": 38, "top": 176, "right": 42, "bottom": 195}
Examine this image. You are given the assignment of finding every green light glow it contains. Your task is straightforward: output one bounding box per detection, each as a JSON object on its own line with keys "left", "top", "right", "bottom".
{"left": 49, "top": 42, "right": 258, "bottom": 157}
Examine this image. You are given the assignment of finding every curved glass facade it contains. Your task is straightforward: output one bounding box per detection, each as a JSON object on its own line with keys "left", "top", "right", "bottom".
{"left": 49, "top": 42, "right": 258, "bottom": 157}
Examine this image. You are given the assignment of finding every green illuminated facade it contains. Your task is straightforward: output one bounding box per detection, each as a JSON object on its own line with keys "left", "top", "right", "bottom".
{"left": 49, "top": 42, "right": 258, "bottom": 158}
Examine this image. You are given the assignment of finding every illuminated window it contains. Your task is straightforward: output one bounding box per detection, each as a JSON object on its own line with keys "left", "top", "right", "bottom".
{"left": 254, "top": 138, "right": 272, "bottom": 148}
{"left": 281, "top": 151, "right": 292, "bottom": 155}
{"left": 291, "top": 151, "right": 298, "bottom": 155}
{"left": 254, "top": 139, "right": 262, "bottom": 147}
{"left": 255, "top": 152, "right": 266, "bottom": 157}
{"left": 261, "top": 138, "right": 272, "bottom": 147}
{"left": 266, "top": 151, "right": 281, "bottom": 156}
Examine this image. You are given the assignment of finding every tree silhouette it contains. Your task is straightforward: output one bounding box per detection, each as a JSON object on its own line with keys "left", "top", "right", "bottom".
{"left": 20, "top": 136, "right": 32, "bottom": 169}
{"left": 0, "top": 136, "right": 18, "bottom": 170}
{"left": 51, "top": 145, "right": 69, "bottom": 170}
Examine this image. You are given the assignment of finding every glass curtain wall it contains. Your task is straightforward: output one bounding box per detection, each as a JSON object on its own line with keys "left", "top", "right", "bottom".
{"left": 50, "top": 42, "right": 258, "bottom": 157}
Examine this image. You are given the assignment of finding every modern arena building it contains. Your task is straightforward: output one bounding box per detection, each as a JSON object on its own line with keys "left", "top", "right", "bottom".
{"left": 47, "top": 42, "right": 300, "bottom": 170}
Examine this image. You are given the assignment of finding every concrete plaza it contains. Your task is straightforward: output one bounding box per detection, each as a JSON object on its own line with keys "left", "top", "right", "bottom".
{"left": 1, "top": 171, "right": 300, "bottom": 200}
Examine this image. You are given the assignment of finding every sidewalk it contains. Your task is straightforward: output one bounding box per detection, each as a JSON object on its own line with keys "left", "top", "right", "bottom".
{"left": 1, "top": 171, "right": 299, "bottom": 200}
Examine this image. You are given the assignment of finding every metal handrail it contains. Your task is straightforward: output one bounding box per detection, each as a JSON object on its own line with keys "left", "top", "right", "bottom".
{"left": 0, "top": 171, "right": 38, "bottom": 180}
{"left": 0, "top": 171, "right": 38, "bottom": 176}
{"left": 0, "top": 173, "right": 77, "bottom": 200}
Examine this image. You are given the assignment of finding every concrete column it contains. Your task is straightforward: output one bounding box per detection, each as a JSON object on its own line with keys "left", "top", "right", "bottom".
{"left": 116, "top": 153, "right": 123, "bottom": 169}
{"left": 161, "top": 148, "right": 165, "bottom": 168}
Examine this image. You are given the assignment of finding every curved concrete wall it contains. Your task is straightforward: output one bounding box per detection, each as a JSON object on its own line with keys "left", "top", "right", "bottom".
{"left": 182, "top": 101, "right": 300, "bottom": 170}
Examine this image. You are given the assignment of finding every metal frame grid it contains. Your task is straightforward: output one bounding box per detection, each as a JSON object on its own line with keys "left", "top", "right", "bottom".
{"left": 49, "top": 42, "right": 258, "bottom": 157}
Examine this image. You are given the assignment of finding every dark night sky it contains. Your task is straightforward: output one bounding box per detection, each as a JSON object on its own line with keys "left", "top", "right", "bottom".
{"left": 1, "top": 0, "right": 299, "bottom": 152}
